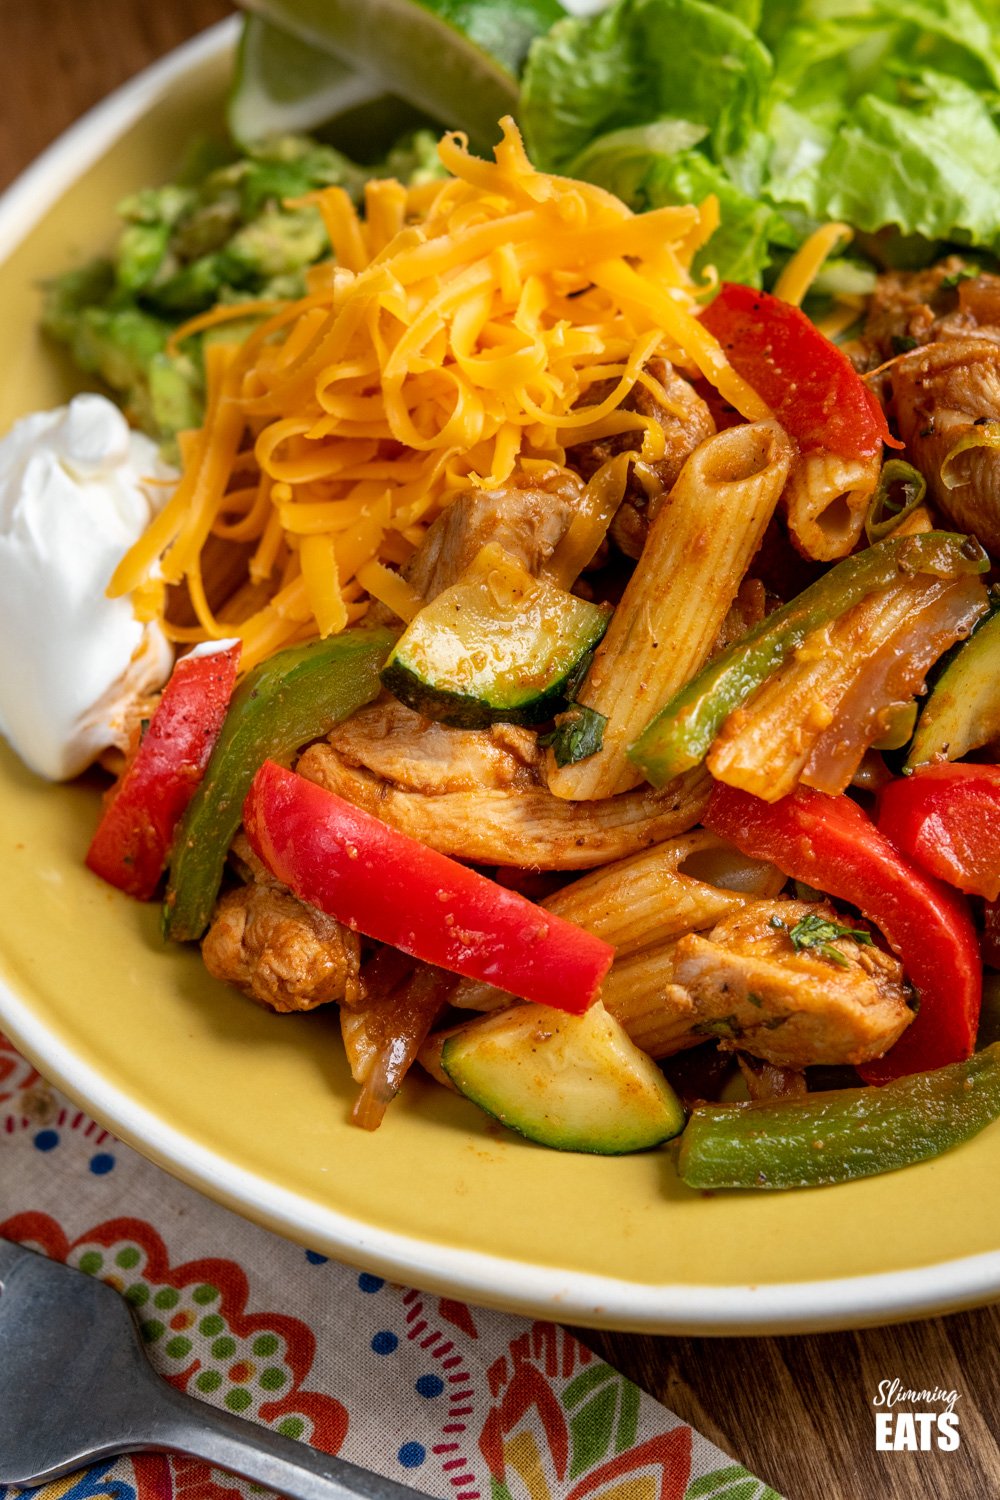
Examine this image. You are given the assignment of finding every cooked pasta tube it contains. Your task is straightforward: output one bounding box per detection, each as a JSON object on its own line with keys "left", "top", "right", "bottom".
{"left": 546, "top": 421, "right": 794, "bottom": 801}
{"left": 708, "top": 572, "right": 989, "bottom": 800}
{"left": 296, "top": 742, "right": 709, "bottom": 868}
{"left": 600, "top": 943, "right": 698, "bottom": 1058}
{"left": 542, "top": 830, "right": 786, "bottom": 955}
{"left": 450, "top": 830, "right": 785, "bottom": 1011}
{"left": 447, "top": 964, "right": 704, "bottom": 1063}
{"left": 783, "top": 448, "right": 881, "bottom": 561}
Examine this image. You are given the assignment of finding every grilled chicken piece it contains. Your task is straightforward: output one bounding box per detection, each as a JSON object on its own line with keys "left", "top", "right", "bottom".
{"left": 402, "top": 472, "right": 581, "bottom": 604}
{"left": 202, "top": 876, "right": 361, "bottom": 1012}
{"left": 848, "top": 261, "right": 1000, "bottom": 552}
{"left": 891, "top": 338, "right": 1000, "bottom": 551}
{"left": 853, "top": 259, "right": 1000, "bottom": 371}
{"left": 327, "top": 696, "right": 539, "bottom": 795}
{"left": 566, "top": 358, "right": 716, "bottom": 559}
{"left": 854, "top": 258, "right": 971, "bottom": 368}
{"left": 670, "top": 900, "right": 913, "bottom": 1069}
{"left": 297, "top": 740, "right": 709, "bottom": 868}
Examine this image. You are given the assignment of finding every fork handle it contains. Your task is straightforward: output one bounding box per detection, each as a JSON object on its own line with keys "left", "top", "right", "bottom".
{"left": 146, "top": 1380, "right": 431, "bottom": 1500}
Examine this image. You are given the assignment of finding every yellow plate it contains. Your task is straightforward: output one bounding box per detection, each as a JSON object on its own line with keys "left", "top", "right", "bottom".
{"left": 1, "top": 19, "right": 999, "bottom": 1334}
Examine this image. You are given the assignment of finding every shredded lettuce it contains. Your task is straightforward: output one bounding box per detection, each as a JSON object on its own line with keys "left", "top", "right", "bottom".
{"left": 521, "top": 0, "right": 1000, "bottom": 283}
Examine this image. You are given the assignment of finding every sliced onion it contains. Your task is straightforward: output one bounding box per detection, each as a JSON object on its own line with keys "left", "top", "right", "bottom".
{"left": 940, "top": 420, "right": 1000, "bottom": 491}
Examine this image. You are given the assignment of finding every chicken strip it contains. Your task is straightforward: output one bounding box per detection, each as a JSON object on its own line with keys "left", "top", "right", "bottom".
{"left": 854, "top": 259, "right": 1000, "bottom": 371}
{"left": 847, "top": 262, "right": 1000, "bottom": 550}
{"left": 326, "top": 696, "right": 539, "bottom": 795}
{"left": 890, "top": 337, "right": 1000, "bottom": 551}
{"left": 296, "top": 741, "right": 709, "bottom": 868}
{"left": 403, "top": 474, "right": 581, "bottom": 602}
{"left": 670, "top": 900, "right": 913, "bottom": 1069}
{"left": 203, "top": 875, "right": 361, "bottom": 1013}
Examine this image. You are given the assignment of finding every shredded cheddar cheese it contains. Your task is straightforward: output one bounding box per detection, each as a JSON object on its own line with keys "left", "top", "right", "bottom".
{"left": 112, "top": 118, "right": 769, "bottom": 669}
{"left": 773, "top": 222, "right": 853, "bottom": 308}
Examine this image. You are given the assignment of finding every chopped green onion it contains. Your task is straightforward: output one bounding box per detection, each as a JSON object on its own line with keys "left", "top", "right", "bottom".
{"left": 865, "top": 459, "right": 927, "bottom": 543}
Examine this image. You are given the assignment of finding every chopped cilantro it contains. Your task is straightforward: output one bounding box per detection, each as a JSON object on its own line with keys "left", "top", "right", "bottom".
{"left": 770, "top": 912, "right": 874, "bottom": 969}
{"left": 940, "top": 266, "right": 979, "bottom": 290}
{"left": 691, "top": 1015, "right": 743, "bottom": 1040}
{"left": 540, "top": 704, "right": 607, "bottom": 768}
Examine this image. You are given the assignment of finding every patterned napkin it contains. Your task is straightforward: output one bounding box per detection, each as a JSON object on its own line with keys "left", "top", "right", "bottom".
{"left": 0, "top": 1034, "right": 780, "bottom": 1500}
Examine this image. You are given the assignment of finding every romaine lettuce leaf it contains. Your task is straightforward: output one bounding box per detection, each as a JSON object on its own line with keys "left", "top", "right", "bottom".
{"left": 763, "top": 1, "right": 1000, "bottom": 93}
{"left": 521, "top": 0, "right": 772, "bottom": 171}
{"left": 522, "top": 0, "right": 1000, "bottom": 278}
{"left": 770, "top": 72, "right": 1000, "bottom": 252}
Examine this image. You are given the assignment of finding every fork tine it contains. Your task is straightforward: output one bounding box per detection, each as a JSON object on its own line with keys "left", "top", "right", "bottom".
{"left": 0, "top": 1236, "right": 33, "bottom": 1283}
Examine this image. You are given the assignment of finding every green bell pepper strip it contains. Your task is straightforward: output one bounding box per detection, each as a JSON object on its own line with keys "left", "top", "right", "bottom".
{"left": 163, "top": 627, "right": 396, "bottom": 942}
{"left": 677, "top": 1043, "right": 1000, "bottom": 1190}
{"left": 628, "top": 531, "right": 989, "bottom": 787}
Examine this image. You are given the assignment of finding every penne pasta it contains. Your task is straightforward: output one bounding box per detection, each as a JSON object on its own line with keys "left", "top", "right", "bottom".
{"left": 783, "top": 448, "right": 881, "bottom": 561}
{"left": 600, "top": 944, "right": 697, "bottom": 1058}
{"left": 545, "top": 421, "right": 794, "bottom": 801}
{"left": 451, "top": 831, "right": 785, "bottom": 1012}
{"left": 541, "top": 830, "right": 786, "bottom": 956}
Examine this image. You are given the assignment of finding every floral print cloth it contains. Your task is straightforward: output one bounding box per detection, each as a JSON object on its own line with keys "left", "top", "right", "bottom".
{"left": 0, "top": 1035, "right": 780, "bottom": 1500}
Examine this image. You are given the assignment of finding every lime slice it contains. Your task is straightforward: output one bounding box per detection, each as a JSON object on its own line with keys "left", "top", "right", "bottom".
{"left": 229, "top": 15, "right": 384, "bottom": 146}
{"left": 236, "top": 0, "right": 565, "bottom": 147}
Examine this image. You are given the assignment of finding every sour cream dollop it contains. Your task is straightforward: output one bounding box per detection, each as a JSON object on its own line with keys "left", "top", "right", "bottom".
{"left": 0, "top": 394, "right": 176, "bottom": 780}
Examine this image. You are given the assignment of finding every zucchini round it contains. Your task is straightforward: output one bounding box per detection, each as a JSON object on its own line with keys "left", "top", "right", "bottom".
{"left": 381, "top": 543, "right": 610, "bottom": 728}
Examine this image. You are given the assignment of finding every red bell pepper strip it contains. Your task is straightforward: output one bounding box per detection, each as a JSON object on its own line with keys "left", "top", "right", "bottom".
{"left": 243, "top": 760, "right": 614, "bottom": 1013}
{"left": 699, "top": 283, "right": 901, "bottom": 459}
{"left": 703, "top": 782, "right": 981, "bottom": 1083}
{"left": 86, "top": 640, "right": 241, "bottom": 900}
{"left": 878, "top": 764, "right": 1000, "bottom": 903}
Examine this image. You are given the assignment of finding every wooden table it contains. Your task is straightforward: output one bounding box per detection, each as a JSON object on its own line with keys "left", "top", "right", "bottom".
{"left": 3, "top": 5, "right": 999, "bottom": 1495}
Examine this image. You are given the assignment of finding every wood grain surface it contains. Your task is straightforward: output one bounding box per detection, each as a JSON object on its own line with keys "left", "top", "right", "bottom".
{"left": 2, "top": 4, "right": 999, "bottom": 1496}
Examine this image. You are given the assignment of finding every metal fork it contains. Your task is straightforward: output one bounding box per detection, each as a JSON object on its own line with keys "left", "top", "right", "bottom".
{"left": 0, "top": 1237, "right": 431, "bottom": 1500}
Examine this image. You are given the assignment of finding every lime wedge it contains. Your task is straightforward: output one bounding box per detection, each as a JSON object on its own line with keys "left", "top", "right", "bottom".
{"left": 229, "top": 15, "right": 384, "bottom": 146}
{"left": 236, "top": 0, "right": 565, "bottom": 147}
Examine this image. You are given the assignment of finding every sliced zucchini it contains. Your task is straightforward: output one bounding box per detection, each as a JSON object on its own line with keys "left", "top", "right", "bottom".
{"left": 907, "top": 606, "right": 1000, "bottom": 768}
{"left": 440, "top": 1001, "right": 686, "bottom": 1154}
{"left": 381, "top": 543, "right": 611, "bottom": 728}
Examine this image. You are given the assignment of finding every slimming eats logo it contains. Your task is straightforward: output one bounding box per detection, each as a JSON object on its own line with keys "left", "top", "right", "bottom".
{"left": 873, "top": 1379, "right": 961, "bottom": 1451}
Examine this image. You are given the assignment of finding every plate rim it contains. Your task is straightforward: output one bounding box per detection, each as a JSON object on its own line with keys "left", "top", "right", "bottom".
{"left": 2, "top": 15, "right": 1000, "bottom": 1336}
